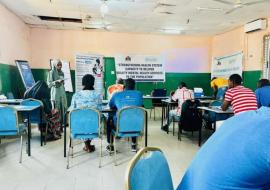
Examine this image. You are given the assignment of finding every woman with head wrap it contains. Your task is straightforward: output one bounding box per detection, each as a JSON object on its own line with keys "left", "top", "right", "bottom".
{"left": 47, "top": 60, "right": 67, "bottom": 123}
{"left": 70, "top": 74, "right": 102, "bottom": 152}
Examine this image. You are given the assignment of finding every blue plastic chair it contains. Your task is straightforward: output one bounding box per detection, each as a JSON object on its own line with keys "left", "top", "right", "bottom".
{"left": 67, "top": 108, "right": 103, "bottom": 169}
{"left": 111, "top": 106, "right": 147, "bottom": 166}
{"left": 0, "top": 105, "right": 27, "bottom": 163}
{"left": 21, "top": 99, "right": 46, "bottom": 146}
{"left": 125, "top": 147, "right": 174, "bottom": 190}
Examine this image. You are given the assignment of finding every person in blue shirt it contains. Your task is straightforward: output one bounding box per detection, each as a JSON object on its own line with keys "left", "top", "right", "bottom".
{"left": 70, "top": 74, "right": 102, "bottom": 153}
{"left": 177, "top": 107, "right": 270, "bottom": 190}
{"left": 106, "top": 78, "right": 143, "bottom": 152}
{"left": 255, "top": 79, "right": 270, "bottom": 108}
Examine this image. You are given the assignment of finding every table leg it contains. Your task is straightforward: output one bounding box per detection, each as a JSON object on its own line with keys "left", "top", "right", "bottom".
{"left": 166, "top": 103, "right": 170, "bottom": 134}
{"left": 64, "top": 112, "right": 67, "bottom": 157}
{"left": 161, "top": 101, "right": 164, "bottom": 128}
{"left": 27, "top": 113, "right": 31, "bottom": 156}
{"left": 145, "top": 111, "right": 148, "bottom": 147}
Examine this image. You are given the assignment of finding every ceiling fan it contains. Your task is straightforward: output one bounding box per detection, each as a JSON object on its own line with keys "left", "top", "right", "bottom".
{"left": 213, "top": 0, "right": 268, "bottom": 14}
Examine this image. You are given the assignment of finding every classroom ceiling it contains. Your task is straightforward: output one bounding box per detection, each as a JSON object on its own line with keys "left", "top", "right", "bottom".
{"left": 1, "top": 0, "right": 270, "bottom": 35}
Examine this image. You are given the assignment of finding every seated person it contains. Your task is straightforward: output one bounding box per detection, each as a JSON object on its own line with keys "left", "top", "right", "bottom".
{"left": 162, "top": 82, "right": 194, "bottom": 132}
{"left": 255, "top": 79, "right": 270, "bottom": 108}
{"left": 177, "top": 107, "right": 270, "bottom": 190}
{"left": 222, "top": 74, "right": 257, "bottom": 114}
{"left": 211, "top": 77, "right": 228, "bottom": 100}
{"left": 70, "top": 74, "right": 102, "bottom": 153}
{"left": 107, "top": 78, "right": 124, "bottom": 99}
{"left": 106, "top": 78, "right": 143, "bottom": 152}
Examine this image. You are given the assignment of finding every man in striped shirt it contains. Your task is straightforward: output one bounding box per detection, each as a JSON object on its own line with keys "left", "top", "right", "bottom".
{"left": 221, "top": 74, "right": 257, "bottom": 114}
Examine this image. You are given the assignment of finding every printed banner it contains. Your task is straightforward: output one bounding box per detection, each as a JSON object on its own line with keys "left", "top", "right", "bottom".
{"left": 50, "top": 59, "right": 73, "bottom": 92}
{"left": 211, "top": 52, "right": 243, "bottom": 79}
{"left": 15, "top": 60, "right": 35, "bottom": 89}
{"left": 115, "top": 55, "right": 165, "bottom": 82}
{"left": 75, "top": 54, "right": 104, "bottom": 95}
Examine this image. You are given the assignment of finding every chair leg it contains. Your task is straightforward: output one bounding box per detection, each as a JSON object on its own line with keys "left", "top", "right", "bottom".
{"left": 19, "top": 135, "right": 23, "bottom": 163}
{"left": 178, "top": 124, "right": 181, "bottom": 141}
{"left": 67, "top": 138, "right": 71, "bottom": 169}
{"left": 198, "top": 127, "right": 202, "bottom": 147}
{"left": 71, "top": 139, "right": 74, "bottom": 158}
{"left": 154, "top": 108, "right": 156, "bottom": 120}
{"left": 99, "top": 136, "right": 102, "bottom": 168}
{"left": 40, "top": 124, "right": 43, "bottom": 146}
{"left": 173, "top": 122, "right": 175, "bottom": 136}
{"left": 113, "top": 136, "right": 117, "bottom": 166}
{"left": 110, "top": 134, "right": 113, "bottom": 156}
{"left": 44, "top": 123, "right": 48, "bottom": 145}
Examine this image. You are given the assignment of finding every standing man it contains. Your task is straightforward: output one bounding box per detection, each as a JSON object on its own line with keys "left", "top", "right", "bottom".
{"left": 255, "top": 79, "right": 270, "bottom": 108}
{"left": 107, "top": 78, "right": 143, "bottom": 152}
{"left": 211, "top": 77, "right": 228, "bottom": 100}
{"left": 222, "top": 74, "right": 257, "bottom": 114}
{"left": 162, "top": 82, "right": 194, "bottom": 132}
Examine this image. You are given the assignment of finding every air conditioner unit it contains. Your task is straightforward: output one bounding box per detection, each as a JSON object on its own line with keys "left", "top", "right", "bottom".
{"left": 244, "top": 19, "right": 267, "bottom": 33}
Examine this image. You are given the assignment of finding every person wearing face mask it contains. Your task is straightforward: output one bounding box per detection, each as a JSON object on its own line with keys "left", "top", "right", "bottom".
{"left": 47, "top": 60, "right": 67, "bottom": 123}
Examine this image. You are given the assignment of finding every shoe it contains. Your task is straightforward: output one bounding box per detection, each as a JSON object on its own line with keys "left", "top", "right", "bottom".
{"left": 131, "top": 144, "right": 137, "bottom": 152}
{"left": 161, "top": 125, "right": 168, "bottom": 132}
{"left": 106, "top": 145, "right": 114, "bottom": 153}
{"left": 83, "top": 145, "right": 95, "bottom": 153}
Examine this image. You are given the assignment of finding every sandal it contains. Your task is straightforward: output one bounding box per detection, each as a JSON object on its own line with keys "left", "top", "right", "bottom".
{"left": 83, "top": 145, "right": 95, "bottom": 153}
{"left": 83, "top": 146, "right": 90, "bottom": 153}
{"left": 88, "top": 145, "right": 95, "bottom": 153}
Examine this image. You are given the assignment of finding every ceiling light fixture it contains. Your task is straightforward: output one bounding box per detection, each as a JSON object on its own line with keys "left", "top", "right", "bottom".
{"left": 161, "top": 28, "right": 182, "bottom": 34}
{"left": 197, "top": 7, "right": 223, "bottom": 11}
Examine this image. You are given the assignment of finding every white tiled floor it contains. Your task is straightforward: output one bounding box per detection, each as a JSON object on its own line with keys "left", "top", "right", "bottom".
{"left": 0, "top": 114, "right": 202, "bottom": 190}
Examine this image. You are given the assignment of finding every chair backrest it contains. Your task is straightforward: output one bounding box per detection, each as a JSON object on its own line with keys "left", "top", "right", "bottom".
{"left": 21, "top": 98, "right": 43, "bottom": 124}
{"left": 180, "top": 100, "right": 202, "bottom": 131}
{"left": 7, "top": 92, "right": 14, "bottom": 99}
{"left": 0, "top": 105, "right": 18, "bottom": 136}
{"left": 125, "top": 147, "right": 174, "bottom": 190}
{"left": 69, "top": 108, "right": 100, "bottom": 136}
{"left": 117, "top": 106, "right": 146, "bottom": 133}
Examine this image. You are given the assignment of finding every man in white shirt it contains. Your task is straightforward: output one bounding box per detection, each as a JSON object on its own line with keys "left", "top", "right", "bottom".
{"left": 162, "top": 82, "right": 194, "bottom": 132}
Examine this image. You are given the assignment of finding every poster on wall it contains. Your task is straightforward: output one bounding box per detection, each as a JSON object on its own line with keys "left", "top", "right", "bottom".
{"left": 15, "top": 60, "right": 35, "bottom": 89}
{"left": 211, "top": 51, "right": 243, "bottom": 79}
{"left": 115, "top": 55, "right": 165, "bottom": 82}
{"left": 50, "top": 59, "right": 73, "bottom": 92}
{"left": 75, "top": 54, "right": 104, "bottom": 95}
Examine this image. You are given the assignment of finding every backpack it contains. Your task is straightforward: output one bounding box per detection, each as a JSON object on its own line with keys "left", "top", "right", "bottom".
{"left": 24, "top": 81, "right": 61, "bottom": 140}
{"left": 180, "top": 100, "right": 202, "bottom": 132}
{"left": 24, "top": 81, "right": 51, "bottom": 114}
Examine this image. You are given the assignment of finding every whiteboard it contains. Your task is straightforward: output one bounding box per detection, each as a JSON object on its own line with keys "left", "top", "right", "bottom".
{"left": 15, "top": 60, "right": 35, "bottom": 89}
{"left": 50, "top": 59, "right": 73, "bottom": 92}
